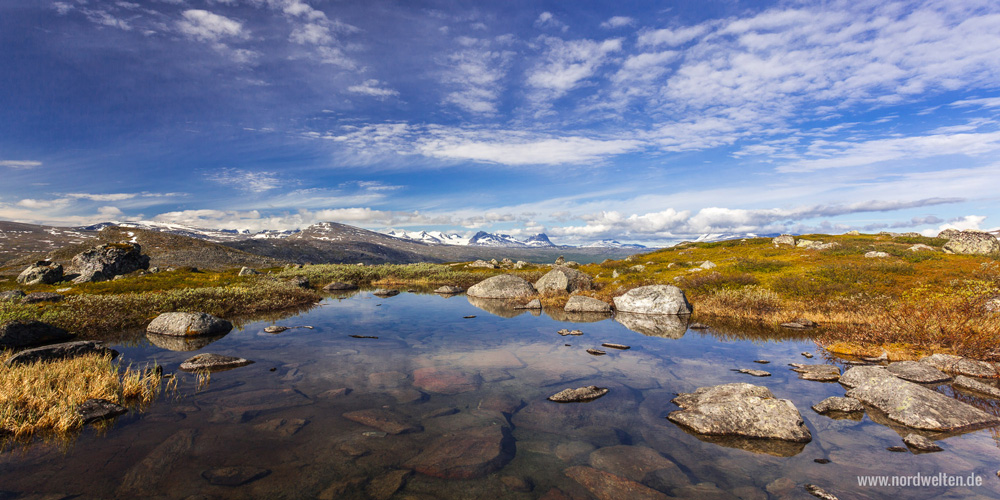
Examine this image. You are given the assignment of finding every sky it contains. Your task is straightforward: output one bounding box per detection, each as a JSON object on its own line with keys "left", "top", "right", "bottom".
{"left": 1, "top": 0, "right": 999, "bottom": 246}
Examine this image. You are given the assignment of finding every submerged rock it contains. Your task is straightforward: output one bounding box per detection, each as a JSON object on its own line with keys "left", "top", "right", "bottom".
{"left": 342, "top": 408, "right": 421, "bottom": 435}
{"left": 145, "top": 332, "right": 225, "bottom": 351}
{"left": 903, "top": 433, "right": 942, "bottom": 453}
{"left": 790, "top": 364, "right": 841, "bottom": 382}
{"left": 405, "top": 424, "right": 512, "bottom": 479}
{"left": 737, "top": 368, "right": 771, "bottom": 377}
{"left": 841, "top": 366, "right": 1000, "bottom": 431}
{"left": 886, "top": 360, "right": 951, "bottom": 383}
{"left": 5, "top": 340, "right": 117, "bottom": 366}
{"left": 548, "top": 386, "right": 609, "bottom": 403}
{"left": 201, "top": 466, "right": 270, "bottom": 486}
{"left": 467, "top": 274, "right": 536, "bottom": 299}
{"left": 0, "top": 320, "right": 73, "bottom": 349}
{"left": 615, "top": 312, "right": 688, "bottom": 339}
{"left": 146, "top": 312, "right": 233, "bottom": 337}
{"left": 804, "top": 484, "right": 840, "bottom": 500}
{"left": 920, "top": 353, "right": 1000, "bottom": 378}
{"left": 179, "top": 353, "right": 253, "bottom": 372}
{"left": 612, "top": 285, "right": 692, "bottom": 315}
{"left": 564, "top": 466, "right": 671, "bottom": 500}
{"left": 564, "top": 295, "right": 612, "bottom": 313}
{"left": 667, "top": 383, "right": 811, "bottom": 443}
{"left": 412, "top": 367, "right": 481, "bottom": 394}
{"left": 264, "top": 325, "right": 289, "bottom": 334}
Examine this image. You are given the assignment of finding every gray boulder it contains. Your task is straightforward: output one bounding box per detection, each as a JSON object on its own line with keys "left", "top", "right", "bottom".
{"left": 841, "top": 366, "right": 999, "bottom": 431}
{"left": 434, "top": 285, "right": 464, "bottom": 294}
{"left": 772, "top": 235, "right": 795, "bottom": 246}
{"left": 613, "top": 285, "right": 692, "bottom": 315}
{"left": 237, "top": 267, "right": 259, "bottom": 276}
{"left": 467, "top": 274, "right": 536, "bottom": 299}
{"left": 942, "top": 230, "right": 1000, "bottom": 255}
{"left": 564, "top": 295, "right": 611, "bottom": 313}
{"left": 146, "top": 312, "right": 233, "bottom": 337}
{"left": 535, "top": 266, "right": 592, "bottom": 293}
{"left": 952, "top": 375, "right": 1000, "bottom": 399}
{"left": 372, "top": 288, "right": 400, "bottom": 297}
{"left": 864, "top": 251, "right": 889, "bottom": 258}
{"left": 919, "top": 353, "right": 999, "bottom": 378}
{"left": 812, "top": 396, "right": 864, "bottom": 414}
{"left": 179, "top": 353, "right": 253, "bottom": 372}
{"left": 667, "top": 383, "right": 811, "bottom": 443}
{"left": 886, "top": 361, "right": 951, "bottom": 383}
{"left": 5, "top": 340, "right": 117, "bottom": 366}
{"left": 71, "top": 242, "right": 150, "bottom": 283}
{"left": 0, "top": 320, "right": 73, "bottom": 349}
{"left": 467, "top": 259, "right": 496, "bottom": 269}
{"left": 17, "top": 261, "right": 63, "bottom": 285}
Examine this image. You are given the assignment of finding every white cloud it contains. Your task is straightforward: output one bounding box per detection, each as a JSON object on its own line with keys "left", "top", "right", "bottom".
{"left": 347, "top": 79, "right": 399, "bottom": 98}
{"left": 289, "top": 23, "right": 332, "bottom": 45}
{"left": 637, "top": 25, "right": 709, "bottom": 47}
{"left": 527, "top": 36, "right": 622, "bottom": 105}
{"left": 177, "top": 10, "right": 244, "bottom": 42}
{"left": 951, "top": 97, "right": 1000, "bottom": 109}
{"left": 65, "top": 193, "right": 138, "bottom": 201}
{"left": 0, "top": 160, "right": 42, "bottom": 169}
{"left": 16, "top": 198, "right": 71, "bottom": 210}
{"left": 601, "top": 16, "right": 634, "bottom": 29}
{"left": 205, "top": 168, "right": 282, "bottom": 192}
{"left": 534, "top": 12, "right": 568, "bottom": 32}
{"left": 441, "top": 38, "right": 513, "bottom": 114}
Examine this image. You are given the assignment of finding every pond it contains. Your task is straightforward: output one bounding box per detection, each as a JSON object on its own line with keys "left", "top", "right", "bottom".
{"left": 2, "top": 291, "right": 999, "bottom": 499}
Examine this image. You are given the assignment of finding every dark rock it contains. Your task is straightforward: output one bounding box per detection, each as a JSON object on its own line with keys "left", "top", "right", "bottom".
{"left": 501, "top": 475, "right": 533, "bottom": 492}
{"left": 773, "top": 235, "right": 795, "bottom": 246}
{"left": 920, "top": 353, "right": 1000, "bottom": 378}
{"left": 434, "top": 285, "right": 464, "bottom": 294}
{"left": 790, "top": 364, "right": 840, "bottom": 381}
{"left": 412, "top": 367, "right": 481, "bottom": 394}
{"left": 952, "top": 375, "right": 1000, "bottom": 399}
{"left": 22, "top": 292, "right": 64, "bottom": 304}
{"left": 668, "top": 383, "right": 812, "bottom": 443}
{"left": 564, "top": 466, "right": 671, "bottom": 500}
{"left": 467, "top": 274, "right": 536, "bottom": 299}
{"left": 754, "top": 360, "right": 770, "bottom": 364}
{"left": 811, "top": 396, "right": 864, "bottom": 414}
{"left": 179, "top": 353, "right": 253, "bottom": 372}
{"left": 323, "top": 281, "right": 358, "bottom": 291}
{"left": 814, "top": 458, "right": 830, "bottom": 464}
{"left": 0, "top": 320, "right": 73, "bottom": 349}
{"left": 903, "top": 433, "right": 942, "bottom": 452}
{"left": 406, "top": 424, "right": 512, "bottom": 479}
{"left": 800, "top": 352, "right": 814, "bottom": 358}
{"left": 252, "top": 418, "right": 308, "bottom": 436}
{"left": 564, "top": 295, "right": 612, "bottom": 313}
{"left": 77, "top": 398, "right": 127, "bottom": 424}
{"left": 601, "top": 343, "right": 630, "bottom": 350}
{"left": 201, "top": 466, "right": 270, "bottom": 486}
{"left": 366, "top": 469, "right": 411, "bottom": 500}
{"left": 372, "top": 288, "right": 400, "bottom": 297}
{"left": 586, "top": 348, "right": 607, "bottom": 356}
{"left": 286, "top": 276, "right": 310, "bottom": 288}
{"left": 5, "top": 341, "right": 116, "bottom": 366}
{"left": 886, "top": 360, "right": 951, "bottom": 383}
{"left": 782, "top": 317, "right": 818, "bottom": 328}
{"left": 612, "top": 285, "right": 692, "bottom": 315}
{"left": 548, "top": 386, "right": 609, "bottom": 403}
{"left": 342, "top": 408, "right": 421, "bottom": 434}
{"left": 737, "top": 368, "right": 771, "bottom": 377}
{"left": 615, "top": 312, "right": 688, "bottom": 338}
{"left": 146, "top": 312, "right": 233, "bottom": 337}
{"left": 535, "top": 266, "right": 593, "bottom": 293}
{"left": 211, "top": 388, "right": 312, "bottom": 422}
{"left": 350, "top": 334, "right": 378, "bottom": 339}
{"left": 805, "top": 484, "right": 840, "bottom": 500}
{"left": 0, "top": 290, "right": 26, "bottom": 301}
{"left": 17, "top": 261, "right": 63, "bottom": 285}
{"left": 71, "top": 242, "right": 149, "bottom": 283}
{"left": 841, "top": 366, "right": 1000, "bottom": 431}
{"left": 886, "top": 446, "right": 908, "bottom": 452}
{"left": 942, "top": 230, "right": 1000, "bottom": 255}
{"left": 463, "top": 315, "right": 476, "bottom": 319}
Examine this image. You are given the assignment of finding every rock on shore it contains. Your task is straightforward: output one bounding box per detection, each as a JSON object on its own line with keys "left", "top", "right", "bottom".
{"left": 613, "top": 285, "right": 692, "bottom": 315}
{"left": 146, "top": 312, "right": 233, "bottom": 337}
{"left": 466, "top": 274, "right": 536, "bottom": 299}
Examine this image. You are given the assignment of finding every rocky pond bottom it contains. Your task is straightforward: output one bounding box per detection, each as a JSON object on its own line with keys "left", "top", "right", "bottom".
{"left": 3, "top": 292, "right": 1000, "bottom": 499}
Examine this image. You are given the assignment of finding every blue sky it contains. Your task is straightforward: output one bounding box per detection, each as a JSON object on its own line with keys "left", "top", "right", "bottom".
{"left": 2, "top": 0, "right": 999, "bottom": 245}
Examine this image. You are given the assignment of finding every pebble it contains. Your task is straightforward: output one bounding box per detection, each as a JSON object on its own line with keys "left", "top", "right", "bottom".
{"left": 601, "top": 343, "right": 630, "bottom": 350}
{"left": 814, "top": 458, "right": 830, "bottom": 464}
{"left": 801, "top": 352, "right": 814, "bottom": 358}
{"left": 754, "top": 360, "right": 770, "bottom": 364}
{"left": 586, "top": 349, "right": 606, "bottom": 356}
{"left": 349, "top": 335, "right": 378, "bottom": 339}
{"left": 737, "top": 368, "right": 771, "bottom": 377}
{"left": 463, "top": 315, "right": 476, "bottom": 319}
{"left": 886, "top": 446, "right": 908, "bottom": 452}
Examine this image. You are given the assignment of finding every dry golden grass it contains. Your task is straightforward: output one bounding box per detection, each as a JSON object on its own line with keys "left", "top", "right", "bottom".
{"left": 0, "top": 352, "right": 161, "bottom": 438}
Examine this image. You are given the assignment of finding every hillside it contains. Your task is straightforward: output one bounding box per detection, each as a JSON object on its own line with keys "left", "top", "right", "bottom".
{"left": 0, "top": 221, "right": 97, "bottom": 267}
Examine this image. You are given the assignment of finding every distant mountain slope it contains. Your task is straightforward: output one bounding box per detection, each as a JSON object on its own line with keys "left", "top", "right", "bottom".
{"left": 82, "top": 220, "right": 299, "bottom": 241}
{"left": 0, "top": 221, "right": 97, "bottom": 268}
{"left": 583, "top": 239, "right": 646, "bottom": 249}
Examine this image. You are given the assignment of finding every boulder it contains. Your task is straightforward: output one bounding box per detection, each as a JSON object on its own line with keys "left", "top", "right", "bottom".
{"left": 772, "top": 235, "right": 795, "bottom": 246}
{"left": 667, "top": 383, "right": 811, "bottom": 443}
{"left": 535, "top": 266, "right": 593, "bottom": 294}
{"left": 612, "top": 285, "right": 692, "bottom": 315}
{"left": 841, "top": 366, "right": 1000, "bottom": 431}
{"left": 237, "top": 267, "right": 259, "bottom": 276}
{"left": 71, "top": 242, "right": 150, "bottom": 283}
{"left": 0, "top": 320, "right": 73, "bottom": 349}
{"left": 952, "top": 375, "right": 1000, "bottom": 399}
{"left": 564, "top": 295, "right": 612, "bottom": 313}
{"left": 146, "top": 312, "right": 233, "bottom": 337}
{"left": 467, "top": 274, "right": 536, "bottom": 299}
{"left": 467, "top": 259, "right": 496, "bottom": 269}
{"left": 434, "top": 285, "right": 464, "bottom": 294}
{"left": 17, "top": 261, "right": 63, "bottom": 285}
{"left": 942, "top": 230, "right": 1000, "bottom": 255}
{"left": 811, "top": 396, "right": 864, "bottom": 414}
{"left": 920, "top": 353, "right": 999, "bottom": 378}
{"left": 179, "top": 353, "right": 254, "bottom": 372}
{"left": 372, "top": 288, "right": 400, "bottom": 297}
{"left": 864, "top": 251, "right": 889, "bottom": 258}
{"left": 937, "top": 228, "right": 962, "bottom": 239}
{"left": 77, "top": 398, "right": 128, "bottom": 424}
{"left": 886, "top": 361, "right": 950, "bottom": 383}
{"left": 323, "top": 281, "right": 358, "bottom": 291}
{"left": 5, "top": 340, "right": 117, "bottom": 366}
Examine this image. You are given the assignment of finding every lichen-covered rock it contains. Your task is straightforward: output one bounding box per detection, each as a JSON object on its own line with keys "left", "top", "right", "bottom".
{"left": 920, "top": 353, "right": 999, "bottom": 378}
{"left": 886, "top": 361, "right": 951, "bottom": 383}
{"left": 667, "top": 383, "right": 811, "bottom": 443}
{"left": 467, "top": 274, "right": 536, "bottom": 299}
{"left": 17, "top": 261, "right": 63, "bottom": 285}
{"left": 942, "top": 230, "right": 1000, "bottom": 255}
{"left": 790, "top": 364, "right": 841, "bottom": 382}
{"left": 146, "top": 312, "right": 233, "bottom": 337}
{"left": 773, "top": 235, "right": 795, "bottom": 246}
{"left": 613, "top": 285, "right": 692, "bottom": 315}
{"left": 535, "top": 266, "right": 592, "bottom": 293}
{"left": 811, "top": 396, "right": 864, "bottom": 414}
{"left": 952, "top": 375, "right": 1000, "bottom": 399}
{"left": 841, "top": 366, "right": 1000, "bottom": 431}
{"left": 564, "top": 295, "right": 611, "bottom": 313}
{"left": 179, "top": 353, "right": 253, "bottom": 372}
{"left": 0, "top": 320, "right": 73, "bottom": 349}
{"left": 548, "top": 386, "right": 609, "bottom": 402}
{"left": 71, "top": 242, "right": 149, "bottom": 283}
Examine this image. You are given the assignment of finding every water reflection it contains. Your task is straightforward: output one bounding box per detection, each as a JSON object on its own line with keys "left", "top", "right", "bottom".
{"left": 614, "top": 312, "right": 689, "bottom": 338}
{"left": 146, "top": 332, "right": 228, "bottom": 351}
{"left": 543, "top": 308, "right": 612, "bottom": 323}
{"left": 465, "top": 296, "right": 529, "bottom": 318}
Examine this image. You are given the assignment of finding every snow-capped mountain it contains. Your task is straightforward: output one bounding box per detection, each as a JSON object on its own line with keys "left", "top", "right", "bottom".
{"left": 523, "top": 234, "right": 556, "bottom": 247}
{"left": 583, "top": 239, "right": 647, "bottom": 249}
{"left": 385, "top": 229, "right": 467, "bottom": 245}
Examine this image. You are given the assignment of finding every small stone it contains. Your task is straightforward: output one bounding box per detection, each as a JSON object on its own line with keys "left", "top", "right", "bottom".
{"left": 179, "top": 353, "right": 253, "bottom": 372}
{"left": 548, "top": 386, "right": 609, "bottom": 403}
{"left": 372, "top": 289, "right": 400, "bottom": 297}
{"left": 903, "top": 433, "right": 942, "bottom": 452}
{"left": 342, "top": 408, "right": 421, "bottom": 434}
{"left": 586, "top": 349, "right": 607, "bottom": 356}
{"left": 350, "top": 335, "right": 378, "bottom": 339}
{"left": 463, "top": 315, "right": 476, "bottom": 319}
{"left": 814, "top": 458, "right": 830, "bottom": 464}
{"left": 804, "top": 484, "right": 839, "bottom": 500}
{"left": 754, "top": 360, "right": 770, "bottom": 364}
{"left": 264, "top": 326, "right": 289, "bottom": 334}
{"left": 201, "top": 466, "right": 270, "bottom": 486}
{"left": 790, "top": 364, "right": 840, "bottom": 381}
{"left": 800, "top": 352, "right": 814, "bottom": 358}
{"left": 886, "top": 446, "right": 907, "bottom": 452}
{"left": 601, "top": 343, "right": 630, "bottom": 350}
{"left": 737, "top": 368, "right": 771, "bottom": 377}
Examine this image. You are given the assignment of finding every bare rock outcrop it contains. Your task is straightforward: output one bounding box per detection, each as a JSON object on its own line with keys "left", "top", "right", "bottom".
{"left": 941, "top": 230, "right": 1000, "bottom": 255}
{"left": 17, "top": 261, "right": 63, "bottom": 285}
{"left": 467, "top": 274, "right": 536, "bottom": 299}
{"left": 71, "top": 242, "right": 150, "bottom": 283}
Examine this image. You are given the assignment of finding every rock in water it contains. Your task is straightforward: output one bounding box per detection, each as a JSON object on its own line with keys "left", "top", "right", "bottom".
{"left": 0, "top": 320, "right": 73, "bottom": 349}
{"left": 841, "top": 366, "right": 1000, "bottom": 431}
{"left": 342, "top": 408, "right": 421, "bottom": 434}
{"left": 467, "top": 274, "right": 536, "bottom": 299}
{"left": 667, "top": 383, "right": 812, "bottom": 443}
{"left": 942, "top": 230, "right": 1000, "bottom": 255}
{"left": 405, "top": 425, "right": 512, "bottom": 479}
{"left": 515, "top": 298, "right": 542, "bottom": 309}
{"left": 919, "top": 353, "right": 1000, "bottom": 378}
{"left": 903, "top": 433, "right": 942, "bottom": 452}
{"left": 179, "top": 353, "right": 253, "bottom": 372}
{"left": 612, "top": 285, "right": 692, "bottom": 315}
{"left": 264, "top": 326, "right": 289, "bottom": 334}
{"left": 564, "top": 295, "right": 612, "bottom": 313}
{"left": 71, "top": 242, "right": 150, "bottom": 283}
{"left": 435, "top": 285, "right": 464, "bottom": 294}
{"left": 77, "top": 398, "right": 128, "bottom": 424}
{"left": 811, "top": 396, "right": 864, "bottom": 414}
{"left": 5, "top": 341, "right": 117, "bottom": 366}
{"left": 790, "top": 364, "right": 841, "bottom": 382}
{"left": 146, "top": 312, "right": 233, "bottom": 337}
{"left": 548, "top": 386, "right": 609, "bottom": 403}
{"left": 738, "top": 368, "right": 771, "bottom": 377}
{"left": 16, "top": 261, "right": 63, "bottom": 285}
{"left": 535, "top": 266, "right": 593, "bottom": 293}
{"left": 372, "top": 288, "right": 400, "bottom": 297}
{"left": 564, "top": 466, "right": 671, "bottom": 500}
{"left": 886, "top": 360, "right": 951, "bottom": 383}
{"left": 952, "top": 375, "right": 1000, "bottom": 399}
{"left": 804, "top": 484, "right": 840, "bottom": 500}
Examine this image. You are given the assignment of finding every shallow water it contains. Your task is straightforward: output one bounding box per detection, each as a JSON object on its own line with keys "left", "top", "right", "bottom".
{"left": 2, "top": 291, "right": 999, "bottom": 499}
